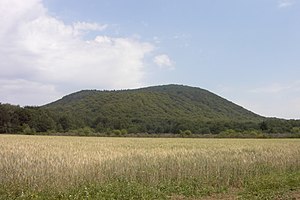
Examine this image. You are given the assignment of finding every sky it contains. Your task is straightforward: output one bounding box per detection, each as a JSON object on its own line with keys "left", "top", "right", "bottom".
{"left": 0, "top": 0, "right": 300, "bottom": 119}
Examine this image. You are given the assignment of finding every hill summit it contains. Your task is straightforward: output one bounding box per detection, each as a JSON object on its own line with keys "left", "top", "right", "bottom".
{"left": 43, "top": 84, "right": 263, "bottom": 133}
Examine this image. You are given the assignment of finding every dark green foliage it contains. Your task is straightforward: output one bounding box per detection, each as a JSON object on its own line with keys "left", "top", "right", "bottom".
{"left": 259, "top": 118, "right": 297, "bottom": 134}
{"left": 0, "top": 104, "right": 55, "bottom": 134}
{"left": 180, "top": 130, "right": 192, "bottom": 137}
{"left": 22, "top": 124, "right": 35, "bottom": 135}
{"left": 42, "top": 84, "right": 264, "bottom": 134}
{"left": 1, "top": 85, "right": 300, "bottom": 135}
{"left": 58, "top": 116, "right": 72, "bottom": 131}
{"left": 46, "top": 85, "right": 262, "bottom": 122}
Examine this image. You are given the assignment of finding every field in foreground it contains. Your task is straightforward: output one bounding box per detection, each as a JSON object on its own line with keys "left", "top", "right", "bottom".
{"left": 0, "top": 135, "right": 299, "bottom": 199}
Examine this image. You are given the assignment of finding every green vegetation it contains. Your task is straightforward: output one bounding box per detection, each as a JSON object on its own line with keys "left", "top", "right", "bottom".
{"left": 1, "top": 84, "right": 300, "bottom": 136}
{"left": 0, "top": 135, "right": 299, "bottom": 199}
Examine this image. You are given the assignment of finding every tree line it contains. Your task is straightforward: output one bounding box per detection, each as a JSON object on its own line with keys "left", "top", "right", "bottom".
{"left": 1, "top": 103, "right": 300, "bottom": 137}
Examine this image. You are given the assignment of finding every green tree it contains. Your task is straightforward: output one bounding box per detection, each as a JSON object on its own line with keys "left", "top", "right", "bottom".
{"left": 58, "top": 116, "right": 72, "bottom": 131}
{"left": 22, "top": 124, "right": 35, "bottom": 135}
{"left": 260, "top": 121, "right": 268, "bottom": 131}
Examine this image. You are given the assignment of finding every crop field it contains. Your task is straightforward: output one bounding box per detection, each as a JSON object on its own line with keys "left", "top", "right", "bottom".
{"left": 0, "top": 135, "right": 299, "bottom": 199}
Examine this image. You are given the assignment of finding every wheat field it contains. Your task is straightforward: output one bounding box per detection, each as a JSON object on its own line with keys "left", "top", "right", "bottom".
{"left": 0, "top": 135, "right": 299, "bottom": 199}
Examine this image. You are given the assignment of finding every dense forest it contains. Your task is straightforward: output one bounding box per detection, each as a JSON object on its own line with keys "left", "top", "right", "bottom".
{"left": 1, "top": 85, "right": 300, "bottom": 137}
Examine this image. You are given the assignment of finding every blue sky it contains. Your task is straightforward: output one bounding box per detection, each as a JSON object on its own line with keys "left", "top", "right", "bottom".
{"left": 0, "top": 0, "right": 300, "bottom": 119}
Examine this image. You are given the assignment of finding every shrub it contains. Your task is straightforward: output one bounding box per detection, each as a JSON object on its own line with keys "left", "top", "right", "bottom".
{"left": 22, "top": 124, "right": 35, "bottom": 135}
{"left": 291, "top": 127, "right": 300, "bottom": 133}
{"left": 180, "top": 130, "right": 192, "bottom": 137}
{"left": 113, "top": 129, "right": 121, "bottom": 136}
{"left": 121, "top": 129, "right": 128, "bottom": 135}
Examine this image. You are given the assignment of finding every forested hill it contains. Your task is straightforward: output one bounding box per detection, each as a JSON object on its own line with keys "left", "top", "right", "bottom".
{"left": 2, "top": 84, "right": 300, "bottom": 135}
{"left": 39, "top": 84, "right": 264, "bottom": 133}
{"left": 45, "top": 84, "right": 262, "bottom": 122}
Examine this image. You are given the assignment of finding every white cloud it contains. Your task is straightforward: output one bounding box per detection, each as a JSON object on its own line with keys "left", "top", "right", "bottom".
{"left": 0, "top": 0, "right": 154, "bottom": 106}
{"left": 0, "top": 79, "right": 61, "bottom": 106}
{"left": 278, "top": 0, "right": 295, "bottom": 8}
{"left": 73, "top": 22, "right": 107, "bottom": 32}
{"left": 154, "top": 54, "right": 175, "bottom": 70}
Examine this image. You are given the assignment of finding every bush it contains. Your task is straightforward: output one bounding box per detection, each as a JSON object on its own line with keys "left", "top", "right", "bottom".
{"left": 70, "top": 127, "right": 95, "bottom": 136}
{"left": 83, "top": 127, "right": 94, "bottom": 135}
{"left": 291, "top": 127, "right": 300, "bottom": 133}
{"left": 218, "top": 129, "right": 241, "bottom": 138}
{"left": 113, "top": 129, "right": 121, "bottom": 136}
{"left": 22, "top": 124, "right": 35, "bottom": 135}
{"left": 180, "top": 130, "right": 192, "bottom": 137}
{"left": 121, "top": 129, "right": 128, "bottom": 135}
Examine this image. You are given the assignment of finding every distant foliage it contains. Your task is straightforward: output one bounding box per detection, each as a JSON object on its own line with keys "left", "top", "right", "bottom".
{"left": 180, "top": 130, "right": 192, "bottom": 137}
{"left": 1, "top": 85, "right": 300, "bottom": 135}
{"left": 22, "top": 124, "right": 35, "bottom": 135}
{"left": 291, "top": 127, "right": 300, "bottom": 133}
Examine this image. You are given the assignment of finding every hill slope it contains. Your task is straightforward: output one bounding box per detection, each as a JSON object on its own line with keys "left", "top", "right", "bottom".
{"left": 43, "top": 85, "right": 263, "bottom": 133}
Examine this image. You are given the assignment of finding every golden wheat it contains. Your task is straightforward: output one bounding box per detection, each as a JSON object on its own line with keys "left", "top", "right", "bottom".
{"left": 0, "top": 135, "right": 299, "bottom": 193}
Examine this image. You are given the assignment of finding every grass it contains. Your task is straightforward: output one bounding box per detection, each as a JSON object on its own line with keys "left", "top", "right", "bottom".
{"left": 0, "top": 135, "right": 299, "bottom": 199}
